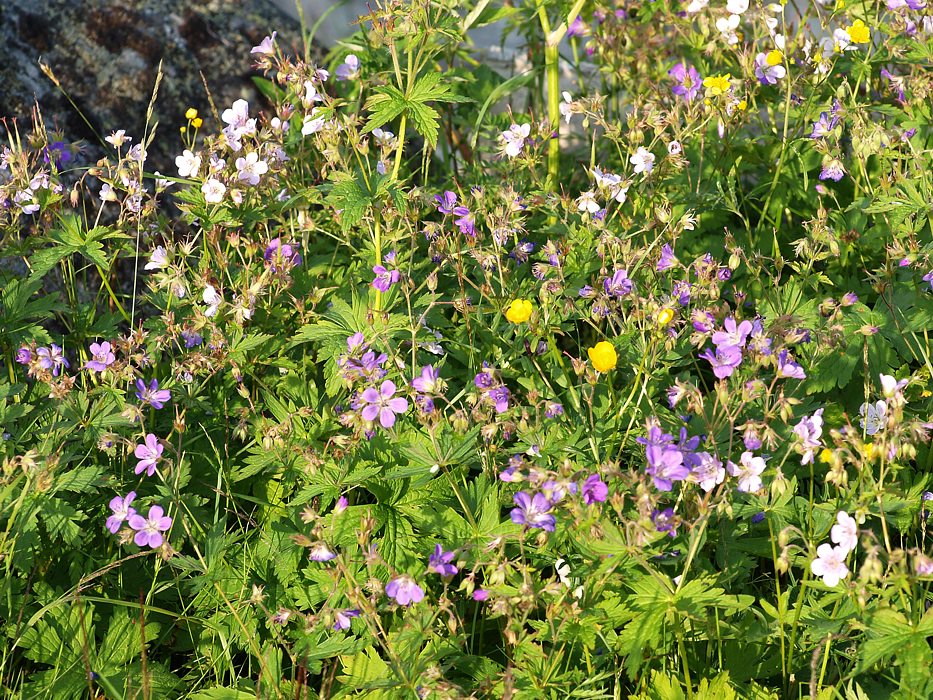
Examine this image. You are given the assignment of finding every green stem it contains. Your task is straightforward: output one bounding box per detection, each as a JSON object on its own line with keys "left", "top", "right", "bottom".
{"left": 392, "top": 113, "right": 408, "bottom": 181}
{"left": 537, "top": 6, "right": 560, "bottom": 194}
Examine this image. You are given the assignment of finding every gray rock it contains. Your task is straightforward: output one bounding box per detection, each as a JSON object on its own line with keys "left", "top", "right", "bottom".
{"left": 0, "top": 0, "right": 316, "bottom": 173}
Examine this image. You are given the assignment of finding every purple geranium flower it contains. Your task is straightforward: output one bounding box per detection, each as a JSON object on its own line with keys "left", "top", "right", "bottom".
{"left": 668, "top": 62, "right": 701, "bottom": 102}
{"left": 819, "top": 158, "right": 845, "bottom": 182}
{"left": 638, "top": 424, "right": 691, "bottom": 491}
{"left": 361, "top": 380, "right": 409, "bottom": 428}
{"left": 135, "top": 379, "right": 171, "bottom": 409}
{"left": 309, "top": 542, "right": 337, "bottom": 561}
{"left": 106, "top": 491, "right": 137, "bottom": 533}
{"left": 134, "top": 434, "right": 164, "bottom": 476}
{"left": 128, "top": 505, "right": 172, "bottom": 548}
{"left": 435, "top": 191, "right": 457, "bottom": 214}
{"left": 581, "top": 473, "right": 608, "bottom": 504}
{"left": 411, "top": 365, "right": 441, "bottom": 393}
{"left": 604, "top": 268, "right": 634, "bottom": 297}
{"left": 37, "top": 344, "right": 69, "bottom": 377}
{"left": 712, "top": 317, "right": 753, "bottom": 350}
{"left": 453, "top": 206, "right": 475, "bottom": 236}
{"left": 487, "top": 386, "right": 510, "bottom": 413}
{"left": 809, "top": 112, "right": 837, "bottom": 139}
{"left": 85, "top": 341, "right": 116, "bottom": 372}
{"left": 510, "top": 491, "right": 556, "bottom": 531}
{"left": 922, "top": 270, "right": 933, "bottom": 291}
{"left": 264, "top": 238, "right": 302, "bottom": 271}
{"left": 652, "top": 508, "right": 678, "bottom": 537}
{"left": 793, "top": 408, "right": 823, "bottom": 464}
{"left": 372, "top": 265, "right": 400, "bottom": 292}
{"left": 699, "top": 345, "right": 744, "bottom": 379}
{"left": 16, "top": 347, "right": 32, "bottom": 365}
{"left": 657, "top": 244, "right": 677, "bottom": 271}
{"left": 386, "top": 575, "right": 425, "bottom": 605}
{"left": 776, "top": 349, "right": 806, "bottom": 379}
{"left": 428, "top": 544, "right": 458, "bottom": 577}
{"left": 333, "top": 609, "right": 360, "bottom": 630}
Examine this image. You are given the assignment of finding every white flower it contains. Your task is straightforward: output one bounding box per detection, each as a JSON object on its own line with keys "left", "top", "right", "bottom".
{"left": 235, "top": 152, "right": 268, "bottom": 186}
{"left": 831, "top": 511, "right": 858, "bottom": 553}
{"left": 335, "top": 54, "right": 360, "bottom": 81}
{"left": 727, "top": 451, "right": 766, "bottom": 492}
{"left": 689, "top": 452, "right": 725, "bottom": 492}
{"left": 302, "top": 110, "right": 326, "bottom": 136}
{"left": 576, "top": 190, "right": 600, "bottom": 214}
{"left": 203, "top": 285, "right": 222, "bottom": 317}
{"left": 201, "top": 178, "right": 226, "bottom": 204}
{"left": 554, "top": 558, "right": 584, "bottom": 599}
{"left": 630, "top": 147, "right": 656, "bottom": 175}
{"left": 500, "top": 123, "right": 531, "bottom": 158}
{"left": 858, "top": 400, "right": 886, "bottom": 435}
{"left": 302, "top": 80, "right": 324, "bottom": 108}
{"left": 221, "top": 99, "right": 255, "bottom": 135}
{"left": 726, "top": 0, "right": 749, "bottom": 14}
{"left": 175, "top": 149, "right": 201, "bottom": 179}
{"left": 371, "top": 128, "right": 396, "bottom": 148}
{"left": 810, "top": 543, "right": 850, "bottom": 586}
{"left": 667, "top": 140, "right": 682, "bottom": 155}
{"left": 559, "top": 92, "right": 575, "bottom": 124}
{"left": 145, "top": 246, "right": 168, "bottom": 271}
{"left": 99, "top": 183, "right": 118, "bottom": 202}
{"left": 716, "top": 14, "right": 741, "bottom": 44}
{"left": 105, "top": 130, "right": 131, "bottom": 148}
{"left": 686, "top": 0, "right": 709, "bottom": 11}
{"left": 879, "top": 373, "right": 907, "bottom": 398}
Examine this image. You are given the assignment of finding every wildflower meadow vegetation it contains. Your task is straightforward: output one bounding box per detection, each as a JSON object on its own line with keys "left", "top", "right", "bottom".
{"left": 2, "top": 0, "right": 933, "bottom": 696}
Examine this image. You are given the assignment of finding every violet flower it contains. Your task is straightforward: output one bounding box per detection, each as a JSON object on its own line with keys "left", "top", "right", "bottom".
{"left": 699, "top": 345, "right": 744, "bottom": 379}
{"left": 134, "top": 434, "right": 164, "bottom": 476}
{"left": 372, "top": 265, "right": 400, "bottom": 292}
{"left": 128, "top": 505, "right": 172, "bottom": 548}
{"left": 85, "top": 341, "right": 116, "bottom": 372}
{"left": 668, "top": 62, "right": 701, "bottom": 102}
{"left": 361, "top": 380, "right": 408, "bottom": 428}
{"left": 106, "top": 491, "right": 137, "bottom": 533}
{"left": 136, "top": 379, "right": 171, "bottom": 409}
{"left": 264, "top": 238, "right": 302, "bottom": 271}
{"left": 37, "top": 344, "right": 69, "bottom": 377}
{"left": 428, "top": 544, "right": 458, "bottom": 577}
{"left": 581, "top": 474, "right": 608, "bottom": 504}
{"left": 333, "top": 609, "right": 360, "bottom": 630}
{"left": 386, "top": 575, "right": 425, "bottom": 605}
{"left": 511, "top": 491, "right": 556, "bottom": 531}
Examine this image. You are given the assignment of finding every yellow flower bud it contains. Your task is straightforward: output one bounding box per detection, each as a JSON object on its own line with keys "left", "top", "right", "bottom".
{"left": 587, "top": 341, "right": 618, "bottom": 373}
{"left": 657, "top": 308, "right": 674, "bottom": 327}
{"left": 192, "top": 117, "right": 203, "bottom": 128}
{"left": 505, "top": 299, "right": 533, "bottom": 324}
{"left": 185, "top": 107, "right": 199, "bottom": 120}
{"left": 179, "top": 126, "right": 187, "bottom": 134}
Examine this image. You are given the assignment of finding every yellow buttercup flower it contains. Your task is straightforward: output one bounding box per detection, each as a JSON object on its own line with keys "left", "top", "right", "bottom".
{"left": 766, "top": 50, "right": 784, "bottom": 66}
{"left": 737, "top": 99, "right": 748, "bottom": 111}
{"left": 657, "top": 308, "right": 675, "bottom": 327}
{"left": 847, "top": 19, "right": 870, "bottom": 44}
{"left": 505, "top": 299, "right": 533, "bottom": 324}
{"left": 861, "top": 442, "right": 875, "bottom": 460}
{"left": 192, "top": 117, "right": 203, "bottom": 129}
{"left": 185, "top": 107, "right": 199, "bottom": 120}
{"left": 703, "top": 74, "right": 732, "bottom": 96}
{"left": 819, "top": 448, "right": 834, "bottom": 464}
{"left": 587, "top": 341, "right": 618, "bottom": 373}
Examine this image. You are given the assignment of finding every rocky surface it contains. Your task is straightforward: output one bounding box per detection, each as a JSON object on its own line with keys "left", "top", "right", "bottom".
{"left": 0, "top": 0, "right": 316, "bottom": 173}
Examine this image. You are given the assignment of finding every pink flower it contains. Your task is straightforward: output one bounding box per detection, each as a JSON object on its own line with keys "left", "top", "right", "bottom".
{"left": 134, "top": 434, "right": 164, "bottom": 476}
{"left": 385, "top": 575, "right": 424, "bottom": 605}
{"left": 128, "top": 505, "right": 172, "bottom": 549}
{"left": 106, "top": 491, "right": 136, "bottom": 533}
{"left": 361, "top": 380, "right": 408, "bottom": 428}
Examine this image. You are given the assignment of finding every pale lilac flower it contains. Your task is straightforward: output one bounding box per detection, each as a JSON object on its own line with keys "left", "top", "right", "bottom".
{"left": 128, "top": 505, "right": 172, "bottom": 549}
{"left": 309, "top": 542, "right": 337, "bottom": 562}
{"left": 105, "top": 130, "right": 131, "bottom": 148}
{"left": 754, "top": 52, "right": 786, "bottom": 85}
{"left": 712, "top": 317, "right": 753, "bottom": 349}
{"left": 251, "top": 32, "right": 276, "bottom": 55}
{"left": 689, "top": 452, "right": 725, "bottom": 492}
{"left": 473, "top": 589, "right": 489, "bottom": 601}
{"left": 819, "top": 158, "right": 845, "bottom": 182}
{"left": 106, "top": 491, "right": 137, "bottom": 533}
{"left": 235, "top": 152, "right": 268, "bottom": 186}
{"left": 333, "top": 609, "right": 360, "bottom": 630}
{"left": 335, "top": 54, "right": 360, "bottom": 80}
{"left": 428, "top": 544, "right": 458, "bottom": 576}
{"left": 831, "top": 511, "right": 858, "bottom": 553}
{"left": 809, "top": 112, "right": 837, "bottom": 139}
{"left": 175, "top": 149, "right": 201, "bottom": 178}
{"left": 203, "top": 285, "right": 222, "bottom": 316}
{"left": 37, "top": 344, "right": 69, "bottom": 376}
{"left": 700, "top": 345, "right": 743, "bottom": 379}
{"left": 776, "top": 349, "right": 806, "bottom": 379}
{"left": 630, "top": 147, "right": 655, "bottom": 174}
{"left": 859, "top": 400, "right": 886, "bottom": 435}
{"left": 576, "top": 190, "right": 600, "bottom": 214}
{"left": 386, "top": 575, "right": 424, "bottom": 605}
{"left": 668, "top": 62, "right": 701, "bottom": 102}
{"left": 727, "top": 451, "right": 766, "bottom": 492}
{"left": 411, "top": 365, "right": 441, "bottom": 394}
{"left": 510, "top": 491, "right": 556, "bottom": 531}
{"left": 667, "top": 140, "right": 682, "bottom": 155}
{"left": 145, "top": 245, "right": 168, "bottom": 271}
{"left": 879, "top": 373, "right": 908, "bottom": 399}
{"left": 559, "top": 91, "right": 575, "bottom": 124}
{"left": 221, "top": 99, "right": 256, "bottom": 138}
{"left": 914, "top": 554, "right": 933, "bottom": 576}
{"left": 810, "top": 543, "right": 849, "bottom": 586}
{"left": 500, "top": 123, "right": 531, "bottom": 158}
{"left": 361, "top": 380, "right": 408, "bottom": 428}
{"left": 135, "top": 379, "right": 171, "bottom": 409}
{"left": 371, "top": 128, "right": 396, "bottom": 148}
{"left": 202, "top": 178, "right": 226, "bottom": 203}
{"left": 793, "top": 409, "right": 823, "bottom": 464}
{"left": 134, "top": 434, "right": 164, "bottom": 476}
{"left": 85, "top": 341, "right": 115, "bottom": 372}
